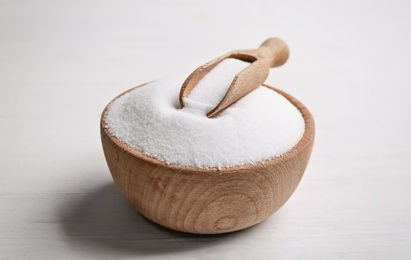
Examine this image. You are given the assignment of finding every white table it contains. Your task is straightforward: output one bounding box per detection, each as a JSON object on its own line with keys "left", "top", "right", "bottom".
{"left": 1, "top": 1, "right": 410, "bottom": 259}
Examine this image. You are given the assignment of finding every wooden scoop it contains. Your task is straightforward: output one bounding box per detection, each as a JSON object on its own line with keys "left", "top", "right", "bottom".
{"left": 179, "top": 38, "right": 290, "bottom": 118}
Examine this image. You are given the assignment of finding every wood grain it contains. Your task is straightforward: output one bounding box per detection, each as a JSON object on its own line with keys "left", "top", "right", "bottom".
{"left": 179, "top": 38, "right": 290, "bottom": 118}
{"left": 101, "top": 84, "right": 315, "bottom": 234}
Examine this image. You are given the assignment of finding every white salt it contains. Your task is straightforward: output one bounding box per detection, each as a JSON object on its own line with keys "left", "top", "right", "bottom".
{"left": 105, "top": 59, "right": 305, "bottom": 169}
{"left": 182, "top": 59, "right": 250, "bottom": 115}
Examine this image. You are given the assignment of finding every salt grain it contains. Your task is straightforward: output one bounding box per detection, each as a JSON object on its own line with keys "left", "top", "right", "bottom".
{"left": 105, "top": 59, "right": 305, "bottom": 169}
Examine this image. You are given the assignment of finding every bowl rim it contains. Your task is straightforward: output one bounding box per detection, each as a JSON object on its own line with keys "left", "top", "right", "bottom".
{"left": 101, "top": 83, "right": 315, "bottom": 173}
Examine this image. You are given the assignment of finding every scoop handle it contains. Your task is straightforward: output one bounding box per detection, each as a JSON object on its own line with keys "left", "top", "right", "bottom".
{"left": 256, "top": 37, "right": 290, "bottom": 67}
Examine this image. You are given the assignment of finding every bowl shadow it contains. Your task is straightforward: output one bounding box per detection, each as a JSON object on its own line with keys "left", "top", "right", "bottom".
{"left": 58, "top": 182, "right": 250, "bottom": 256}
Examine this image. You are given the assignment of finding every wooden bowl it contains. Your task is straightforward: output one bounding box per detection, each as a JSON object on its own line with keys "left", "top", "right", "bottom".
{"left": 100, "top": 83, "right": 315, "bottom": 234}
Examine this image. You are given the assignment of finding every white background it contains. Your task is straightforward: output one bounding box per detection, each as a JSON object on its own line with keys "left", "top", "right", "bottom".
{"left": 1, "top": 0, "right": 410, "bottom": 259}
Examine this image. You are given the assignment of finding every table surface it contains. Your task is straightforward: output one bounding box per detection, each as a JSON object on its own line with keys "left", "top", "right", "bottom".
{"left": 1, "top": 0, "right": 410, "bottom": 259}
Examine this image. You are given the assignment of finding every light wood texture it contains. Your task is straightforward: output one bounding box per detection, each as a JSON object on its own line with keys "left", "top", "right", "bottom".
{"left": 101, "top": 85, "right": 314, "bottom": 234}
{"left": 179, "top": 38, "right": 289, "bottom": 117}
{"left": 2, "top": 1, "right": 411, "bottom": 259}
